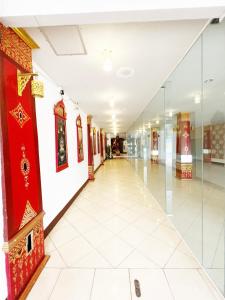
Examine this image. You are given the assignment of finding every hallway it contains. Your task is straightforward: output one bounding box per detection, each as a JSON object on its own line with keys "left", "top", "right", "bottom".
{"left": 28, "top": 160, "right": 222, "bottom": 300}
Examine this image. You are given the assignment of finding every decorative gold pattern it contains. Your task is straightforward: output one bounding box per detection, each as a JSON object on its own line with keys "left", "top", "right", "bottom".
{"left": 19, "top": 201, "right": 37, "bottom": 230}
{"left": 0, "top": 23, "right": 32, "bottom": 72}
{"left": 31, "top": 80, "right": 44, "bottom": 98}
{"left": 87, "top": 115, "right": 93, "bottom": 125}
{"left": 20, "top": 145, "right": 31, "bottom": 189}
{"left": 12, "top": 28, "right": 39, "bottom": 49}
{"left": 9, "top": 102, "right": 31, "bottom": 128}
{"left": 3, "top": 212, "right": 44, "bottom": 253}
{"left": 17, "top": 70, "right": 38, "bottom": 96}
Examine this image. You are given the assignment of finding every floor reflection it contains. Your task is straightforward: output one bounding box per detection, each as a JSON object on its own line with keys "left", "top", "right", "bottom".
{"left": 129, "top": 158, "right": 225, "bottom": 294}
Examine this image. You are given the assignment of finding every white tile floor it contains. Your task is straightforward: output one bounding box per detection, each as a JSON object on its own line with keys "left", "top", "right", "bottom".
{"left": 28, "top": 160, "right": 224, "bottom": 300}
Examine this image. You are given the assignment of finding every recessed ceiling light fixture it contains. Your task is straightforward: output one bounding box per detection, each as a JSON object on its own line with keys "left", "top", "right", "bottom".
{"left": 194, "top": 95, "right": 201, "bottom": 104}
{"left": 156, "top": 120, "right": 159, "bottom": 125}
{"left": 116, "top": 67, "right": 135, "bottom": 78}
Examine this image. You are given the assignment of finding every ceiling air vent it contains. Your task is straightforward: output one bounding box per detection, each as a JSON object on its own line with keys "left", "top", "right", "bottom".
{"left": 40, "top": 25, "right": 87, "bottom": 56}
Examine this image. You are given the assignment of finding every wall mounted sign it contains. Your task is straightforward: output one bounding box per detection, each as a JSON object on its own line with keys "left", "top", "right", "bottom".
{"left": 76, "top": 115, "right": 84, "bottom": 163}
{"left": 54, "top": 100, "right": 68, "bottom": 172}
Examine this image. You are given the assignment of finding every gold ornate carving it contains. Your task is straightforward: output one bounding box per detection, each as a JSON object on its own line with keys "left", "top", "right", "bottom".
{"left": 19, "top": 201, "right": 37, "bottom": 230}
{"left": 9, "top": 102, "right": 31, "bottom": 128}
{"left": 17, "top": 70, "right": 38, "bottom": 97}
{"left": 11, "top": 28, "right": 39, "bottom": 49}
{"left": 3, "top": 212, "right": 44, "bottom": 253}
{"left": 31, "top": 80, "right": 44, "bottom": 98}
{"left": 87, "top": 115, "right": 93, "bottom": 125}
{"left": 0, "top": 23, "right": 32, "bottom": 72}
{"left": 20, "top": 145, "right": 31, "bottom": 189}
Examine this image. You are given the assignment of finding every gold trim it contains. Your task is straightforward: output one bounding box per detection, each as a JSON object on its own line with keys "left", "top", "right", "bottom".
{"left": 17, "top": 70, "right": 38, "bottom": 96}
{"left": 12, "top": 28, "right": 40, "bottom": 49}
{"left": 3, "top": 211, "right": 44, "bottom": 253}
{"left": 87, "top": 115, "right": 93, "bottom": 125}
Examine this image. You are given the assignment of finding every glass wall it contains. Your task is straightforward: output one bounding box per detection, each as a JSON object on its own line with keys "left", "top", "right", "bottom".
{"left": 127, "top": 20, "right": 225, "bottom": 295}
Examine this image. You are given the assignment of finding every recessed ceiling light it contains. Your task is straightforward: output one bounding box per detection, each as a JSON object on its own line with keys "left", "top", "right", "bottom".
{"left": 116, "top": 67, "right": 135, "bottom": 78}
{"left": 204, "top": 78, "right": 214, "bottom": 84}
{"left": 194, "top": 95, "right": 201, "bottom": 104}
{"left": 156, "top": 120, "right": 159, "bottom": 124}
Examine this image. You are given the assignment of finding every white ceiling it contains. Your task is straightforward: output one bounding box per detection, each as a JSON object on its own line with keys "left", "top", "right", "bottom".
{"left": 1, "top": 0, "right": 225, "bottom": 27}
{"left": 25, "top": 20, "right": 208, "bottom": 133}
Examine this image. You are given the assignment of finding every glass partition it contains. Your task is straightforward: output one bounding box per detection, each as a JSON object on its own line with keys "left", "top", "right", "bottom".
{"left": 127, "top": 20, "right": 225, "bottom": 295}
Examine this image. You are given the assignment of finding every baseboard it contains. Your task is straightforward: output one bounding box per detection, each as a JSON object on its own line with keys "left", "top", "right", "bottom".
{"left": 94, "top": 163, "right": 102, "bottom": 174}
{"left": 18, "top": 255, "right": 50, "bottom": 300}
{"left": 44, "top": 179, "right": 89, "bottom": 237}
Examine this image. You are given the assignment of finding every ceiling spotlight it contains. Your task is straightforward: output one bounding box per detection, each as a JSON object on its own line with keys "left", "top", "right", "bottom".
{"left": 204, "top": 78, "right": 214, "bottom": 84}
{"left": 156, "top": 120, "right": 159, "bottom": 124}
{"left": 194, "top": 95, "right": 201, "bottom": 104}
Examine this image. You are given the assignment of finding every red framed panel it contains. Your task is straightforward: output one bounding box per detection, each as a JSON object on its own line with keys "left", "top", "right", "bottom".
{"left": 0, "top": 24, "right": 45, "bottom": 299}
{"left": 93, "top": 127, "right": 97, "bottom": 155}
{"left": 97, "top": 131, "right": 100, "bottom": 153}
{"left": 76, "top": 115, "right": 84, "bottom": 163}
{"left": 54, "top": 100, "right": 68, "bottom": 172}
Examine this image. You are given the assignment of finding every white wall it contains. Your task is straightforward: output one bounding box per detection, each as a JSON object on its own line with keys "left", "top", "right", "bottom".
{"left": 34, "top": 63, "right": 101, "bottom": 228}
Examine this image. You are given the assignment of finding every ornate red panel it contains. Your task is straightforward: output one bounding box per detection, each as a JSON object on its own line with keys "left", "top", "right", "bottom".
{"left": 87, "top": 116, "right": 94, "bottom": 180}
{"left": 0, "top": 51, "right": 45, "bottom": 298}
{"left": 76, "top": 115, "right": 84, "bottom": 163}
{"left": 93, "top": 127, "right": 97, "bottom": 155}
{"left": 54, "top": 100, "right": 68, "bottom": 172}
{"left": 97, "top": 131, "right": 100, "bottom": 154}
{"left": 151, "top": 128, "right": 159, "bottom": 163}
{"left": 176, "top": 112, "right": 192, "bottom": 179}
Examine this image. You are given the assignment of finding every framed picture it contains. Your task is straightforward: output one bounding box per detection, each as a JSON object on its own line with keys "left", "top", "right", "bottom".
{"left": 93, "top": 127, "right": 97, "bottom": 155}
{"left": 97, "top": 131, "right": 100, "bottom": 153}
{"left": 76, "top": 115, "right": 84, "bottom": 162}
{"left": 54, "top": 100, "right": 68, "bottom": 172}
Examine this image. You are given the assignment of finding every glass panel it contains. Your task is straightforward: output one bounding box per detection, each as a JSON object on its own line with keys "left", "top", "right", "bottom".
{"left": 127, "top": 19, "right": 225, "bottom": 296}
{"left": 165, "top": 37, "right": 203, "bottom": 262}
{"left": 202, "top": 20, "right": 225, "bottom": 294}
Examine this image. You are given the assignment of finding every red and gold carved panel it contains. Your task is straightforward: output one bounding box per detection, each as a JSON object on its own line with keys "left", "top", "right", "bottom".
{"left": 0, "top": 49, "right": 45, "bottom": 299}
{"left": 76, "top": 115, "right": 84, "bottom": 163}
{"left": 176, "top": 112, "right": 192, "bottom": 179}
{"left": 100, "top": 129, "right": 104, "bottom": 164}
{"left": 151, "top": 128, "right": 159, "bottom": 163}
{"left": 97, "top": 131, "right": 100, "bottom": 153}
{"left": 87, "top": 115, "right": 94, "bottom": 180}
{"left": 54, "top": 100, "right": 68, "bottom": 172}
{"left": 211, "top": 124, "right": 225, "bottom": 160}
{"left": 203, "top": 125, "right": 212, "bottom": 162}
{"left": 0, "top": 23, "right": 32, "bottom": 72}
{"left": 93, "top": 127, "right": 97, "bottom": 155}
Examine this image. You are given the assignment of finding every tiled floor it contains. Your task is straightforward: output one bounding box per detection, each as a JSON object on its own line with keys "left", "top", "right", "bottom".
{"left": 130, "top": 158, "right": 225, "bottom": 293}
{"left": 28, "top": 160, "right": 224, "bottom": 299}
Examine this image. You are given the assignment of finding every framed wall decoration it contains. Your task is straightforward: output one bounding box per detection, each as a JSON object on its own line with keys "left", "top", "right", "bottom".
{"left": 54, "top": 100, "right": 68, "bottom": 172}
{"left": 76, "top": 115, "right": 84, "bottom": 162}
{"left": 93, "top": 127, "right": 97, "bottom": 155}
{"left": 97, "top": 131, "right": 100, "bottom": 153}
